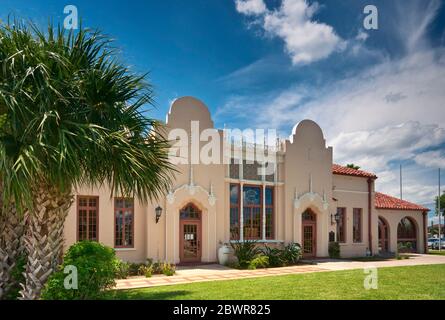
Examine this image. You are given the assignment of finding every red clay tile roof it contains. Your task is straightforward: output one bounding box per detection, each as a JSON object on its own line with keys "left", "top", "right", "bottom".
{"left": 375, "top": 192, "right": 429, "bottom": 211}
{"left": 332, "top": 164, "right": 377, "bottom": 179}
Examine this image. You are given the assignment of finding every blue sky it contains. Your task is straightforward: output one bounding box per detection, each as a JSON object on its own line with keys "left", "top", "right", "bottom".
{"left": 1, "top": 0, "right": 445, "bottom": 221}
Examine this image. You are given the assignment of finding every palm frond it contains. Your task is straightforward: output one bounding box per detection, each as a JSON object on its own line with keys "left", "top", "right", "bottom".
{"left": 0, "top": 19, "right": 175, "bottom": 210}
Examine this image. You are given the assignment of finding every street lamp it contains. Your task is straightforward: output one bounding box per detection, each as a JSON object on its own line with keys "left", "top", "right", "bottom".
{"left": 155, "top": 206, "right": 163, "bottom": 224}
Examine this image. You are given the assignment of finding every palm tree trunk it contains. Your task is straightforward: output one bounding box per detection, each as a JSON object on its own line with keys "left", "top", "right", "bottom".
{"left": 19, "top": 184, "right": 73, "bottom": 300}
{"left": 0, "top": 208, "right": 25, "bottom": 300}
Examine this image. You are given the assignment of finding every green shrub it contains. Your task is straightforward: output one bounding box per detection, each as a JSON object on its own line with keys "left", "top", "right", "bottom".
{"left": 328, "top": 242, "right": 341, "bottom": 259}
{"left": 144, "top": 266, "right": 153, "bottom": 278}
{"left": 248, "top": 255, "right": 269, "bottom": 269}
{"left": 262, "top": 246, "right": 284, "bottom": 267}
{"left": 224, "top": 260, "right": 240, "bottom": 269}
{"left": 137, "top": 264, "right": 147, "bottom": 276}
{"left": 136, "top": 264, "right": 154, "bottom": 277}
{"left": 128, "top": 262, "right": 143, "bottom": 276}
{"left": 41, "top": 241, "right": 117, "bottom": 300}
{"left": 114, "top": 260, "right": 130, "bottom": 279}
{"left": 123, "top": 259, "right": 176, "bottom": 277}
{"left": 161, "top": 263, "right": 176, "bottom": 276}
{"left": 282, "top": 243, "right": 302, "bottom": 265}
{"left": 151, "top": 261, "right": 163, "bottom": 274}
{"left": 230, "top": 240, "right": 261, "bottom": 269}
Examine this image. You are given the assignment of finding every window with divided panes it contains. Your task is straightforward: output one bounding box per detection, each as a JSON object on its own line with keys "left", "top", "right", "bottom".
{"left": 115, "top": 198, "right": 134, "bottom": 248}
{"left": 77, "top": 196, "right": 98, "bottom": 241}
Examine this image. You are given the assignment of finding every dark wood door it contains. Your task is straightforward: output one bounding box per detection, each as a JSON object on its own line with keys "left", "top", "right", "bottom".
{"left": 180, "top": 220, "right": 201, "bottom": 263}
{"left": 302, "top": 224, "right": 316, "bottom": 257}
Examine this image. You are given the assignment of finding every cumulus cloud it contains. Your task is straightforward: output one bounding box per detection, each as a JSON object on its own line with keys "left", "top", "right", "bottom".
{"left": 414, "top": 151, "right": 445, "bottom": 168}
{"left": 235, "top": 0, "right": 343, "bottom": 65}
{"left": 223, "top": 0, "right": 445, "bottom": 209}
{"left": 355, "top": 30, "right": 369, "bottom": 42}
{"left": 331, "top": 122, "right": 445, "bottom": 165}
{"left": 235, "top": 0, "right": 267, "bottom": 15}
{"left": 219, "top": 50, "right": 445, "bottom": 139}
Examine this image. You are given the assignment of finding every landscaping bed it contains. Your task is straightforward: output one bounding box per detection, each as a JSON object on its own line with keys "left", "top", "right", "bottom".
{"left": 227, "top": 240, "right": 303, "bottom": 269}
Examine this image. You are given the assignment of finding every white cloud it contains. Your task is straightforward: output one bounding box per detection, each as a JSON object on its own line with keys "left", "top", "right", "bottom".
{"left": 235, "top": 0, "right": 267, "bottom": 15}
{"left": 395, "top": 0, "right": 442, "bottom": 53}
{"left": 414, "top": 151, "right": 445, "bottom": 168}
{"left": 331, "top": 122, "right": 445, "bottom": 165}
{"left": 219, "top": 50, "right": 445, "bottom": 138}
{"left": 355, "top": 30, "right": 369, "bottom": 42}
{"left": 223, "top": 0, "right": 445, "bottom": 207}
{"left": 235, "top": 0, "right": 343, "bottom": 65}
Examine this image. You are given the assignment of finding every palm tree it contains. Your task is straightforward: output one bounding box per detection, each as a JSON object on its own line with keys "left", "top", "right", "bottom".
{"left": 0, "top": 201, "right": 25, "bottom": 299}
{"left": 0, "top": 21, "right": 174, "bottom": 299}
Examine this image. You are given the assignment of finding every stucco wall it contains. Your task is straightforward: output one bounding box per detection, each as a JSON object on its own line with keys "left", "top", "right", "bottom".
{"left": 332, "top": 175, "right": 374, "bottom": 257}
{"left": 65, "top": 184, "right": 148, "bottom": 263}
{"left": 283, "top": 120, "right": 334, "bottom": 257}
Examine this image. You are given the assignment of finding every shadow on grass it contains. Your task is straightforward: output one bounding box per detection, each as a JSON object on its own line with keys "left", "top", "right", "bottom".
{"left": 107, "top": 289, "right": 191, "bottom": 300}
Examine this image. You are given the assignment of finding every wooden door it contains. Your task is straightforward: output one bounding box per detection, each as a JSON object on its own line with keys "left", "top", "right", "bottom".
{"left": 302, "top": 210, "right": 317, "bottom": 258}
{"left": 180, "top": 221, "right": 201, "bottom": 262}
{"left": 179, "top": 204, "right": 202, "bottom": 263}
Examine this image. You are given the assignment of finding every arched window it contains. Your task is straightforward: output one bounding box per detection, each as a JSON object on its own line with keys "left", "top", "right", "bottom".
{"left": 180, "top": 203, "right": 201, "bottom": 220}
{"left": 302, "top": 209, "right": 316, "bottom": 222}
{"left": 397, "top": 217, "right": 417, "bottom": 252}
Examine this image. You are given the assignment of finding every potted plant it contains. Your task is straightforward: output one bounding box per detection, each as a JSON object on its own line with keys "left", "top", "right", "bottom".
{"left": 218, "top": 241, "right": 231, "bottom": 265}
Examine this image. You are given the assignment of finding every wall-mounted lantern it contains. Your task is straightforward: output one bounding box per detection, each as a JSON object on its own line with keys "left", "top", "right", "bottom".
{"left": 330, "top": 212, "right": 340, "bottom": 225}
{"left": 155, "top": 206, "right": 163, "bottom": 224}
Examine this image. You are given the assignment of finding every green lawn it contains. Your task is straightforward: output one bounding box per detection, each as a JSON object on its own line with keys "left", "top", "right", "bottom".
{"left": 429, "top": 250, "right": 445, "bottom": 256}
{"left": 108, "top": 264, "right": 445, "bottom": 300}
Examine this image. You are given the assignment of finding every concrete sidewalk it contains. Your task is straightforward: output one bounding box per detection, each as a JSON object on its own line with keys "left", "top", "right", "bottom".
{"left": 305, "top": 253, "right": 445, "bottom": 271}
{"left": 114, "top": 254, "right": 445, "bottom": 290}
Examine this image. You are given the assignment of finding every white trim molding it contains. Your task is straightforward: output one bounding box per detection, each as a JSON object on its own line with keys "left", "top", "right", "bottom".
{"left": 166, "top": 183, "right": 216, "bottom": 206}
{"left": 294, "top": 190, "right": 329, "bottom": 210}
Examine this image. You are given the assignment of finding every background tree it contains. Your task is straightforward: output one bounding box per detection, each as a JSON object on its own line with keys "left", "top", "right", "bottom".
{"left": 346, "top": 163, "right": 360, "bottom": 170}
{"left": 0, "top": 21, "right": 174, "bottom": 299}
{"left": 434, "top": 191, "right": 445, "bottom": 217}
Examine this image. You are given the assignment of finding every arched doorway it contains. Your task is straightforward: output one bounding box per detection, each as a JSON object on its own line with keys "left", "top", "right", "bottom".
{"left": 302, "top": 209, "right": 317, "bottom": 257}
{"left": 378, "top": 217, "right": 390, "bottom": 253}
{"left": 179, "top": 203, "right": 202, "bottom": 263}
{"left": 397, "top": 217, "right": 417, "bottom": 253}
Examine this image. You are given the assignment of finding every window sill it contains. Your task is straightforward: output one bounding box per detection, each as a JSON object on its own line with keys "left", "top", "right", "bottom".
{"left": 115, "top": 248, "right": 136, "bottom": 251}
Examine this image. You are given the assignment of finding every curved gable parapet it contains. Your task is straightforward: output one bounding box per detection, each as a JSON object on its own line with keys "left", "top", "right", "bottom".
{"left": 166, "top": 96, "right": 214, "bottom": 129}
{"left": 288, "top": 119, "right": 326, "bottom": 148}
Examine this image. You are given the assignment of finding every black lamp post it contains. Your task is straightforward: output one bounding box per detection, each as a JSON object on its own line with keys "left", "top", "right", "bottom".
{"left": 155, "top": 206, "right": 163, "bottom": 224}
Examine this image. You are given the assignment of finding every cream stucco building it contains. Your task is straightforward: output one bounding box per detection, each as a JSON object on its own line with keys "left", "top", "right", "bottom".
{"left": 64, "top": 96, "right": 429, "bottom": 263}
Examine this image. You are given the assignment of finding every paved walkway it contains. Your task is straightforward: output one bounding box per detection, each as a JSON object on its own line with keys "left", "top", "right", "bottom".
{"left": 114, "top": 254, "right": 445, "bottom": 290}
